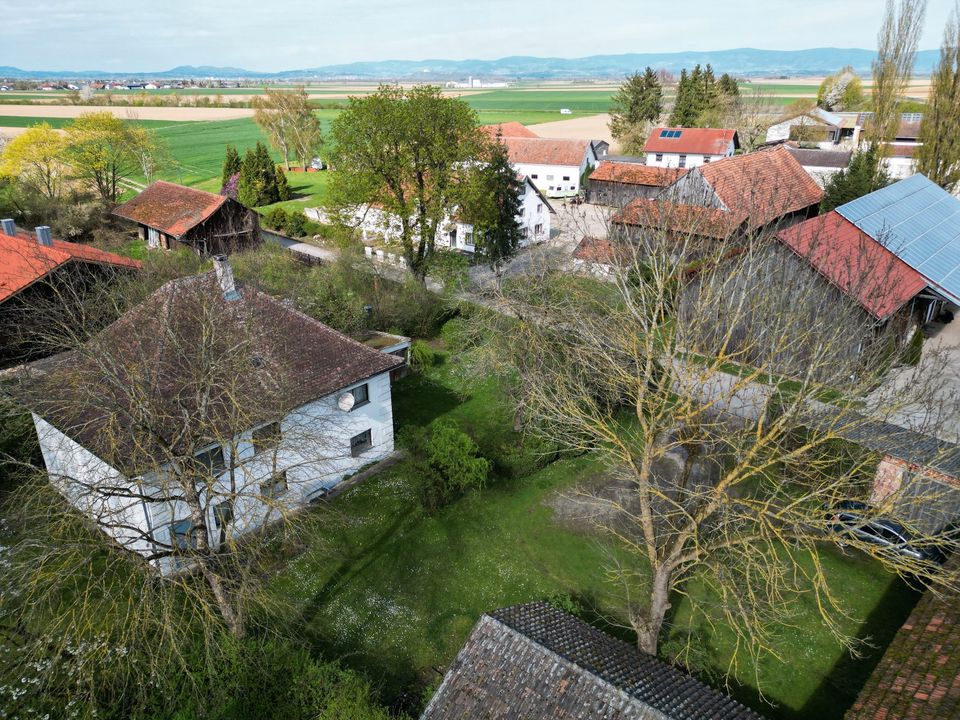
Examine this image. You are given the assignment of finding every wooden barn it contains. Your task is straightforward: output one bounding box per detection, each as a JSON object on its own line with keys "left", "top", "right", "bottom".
{"left": 112, "top": 181, "right": 260, "bottom": 256}
{"left": 587, "top": 161, "right": 686, "bottom": 206}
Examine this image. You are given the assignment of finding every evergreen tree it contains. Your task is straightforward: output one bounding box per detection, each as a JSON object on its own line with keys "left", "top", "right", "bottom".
{"left": 275, "top": 165, "right": 291, "bottom": 201}
{"left": 718, "top": 73, "right": 740, "bottom": 99}
{"left": 237, "top": 142, "right": 279, "bottom": 207}
{"left": 609, "top": 67, "right": 663, "bottom": 143}
{"left": 221, "top": 145, "right": 241, "bottom": 190}
{"left": 668, "top": 69, "right": 698, "bottom": 126}
{"left": 821, "top": 145, "right": 891, "bottom": 212}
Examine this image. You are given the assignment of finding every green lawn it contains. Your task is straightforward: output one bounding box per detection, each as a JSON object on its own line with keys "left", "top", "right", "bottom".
{"left": 269, "top": 350, "right": 919, "bottom": 718}
{"left": 256, "top": 171, "right": 331, "bottom": 214}
{"left": 462, "top": 89, "right": 614, "bottom": 114}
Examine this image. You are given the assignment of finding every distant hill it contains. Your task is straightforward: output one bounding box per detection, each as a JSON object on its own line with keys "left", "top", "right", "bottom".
{"left": 0, "top": 48, "right": 942, "bottom": 81}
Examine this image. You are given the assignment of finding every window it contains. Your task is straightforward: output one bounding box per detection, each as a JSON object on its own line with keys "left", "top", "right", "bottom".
{"left": 350, "top": 429, "right": 372, "bottom": 457}
{"left": 213, "top": 501, "right": 233, "bottom": 529}
{"left": 535, "top": 223, "right": 544, "bottom": 236}
{"left": 546, "top": 174, "right": 554, "bottom": 181}
{"left": 678, "top": 155, "right": 687, "bottom": 168}
{"left": 537, "top": 203, "right": 543, "bottom": 214}
{"left": 170, "top": 519, "right": 195, "bottom": 552}
{"left": 195, "top": 445, "right": 226, "bottom": 475}
{"left": 655, "top": 153, "right": 663, "bottom": 162}
{"left": 251, "top": 421, "right": 281, "bottom": 453}
{"left": 703, "top": 157, "right": 711, "bottom": 164}
{"left": 531, "top": 173, "right": 538, "bottom": 179}
{"left": 260, "top": 470, "right": 288, "bottom": 499}
{"left": 562, "top": 175, "right": 570, "bottom": 181}
{"left": 350, "top": 383, "right": 369, "bottom": 410}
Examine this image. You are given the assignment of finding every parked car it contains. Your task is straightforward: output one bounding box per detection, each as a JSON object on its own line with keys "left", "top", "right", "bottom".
{"left": 828, "top": 500, "right": 948, "bottom": 564}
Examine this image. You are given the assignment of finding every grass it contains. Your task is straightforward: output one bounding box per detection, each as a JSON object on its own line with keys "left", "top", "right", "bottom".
{"left": 0, "top": 115, "right": 187, "bottom": 129}
{"left": 269, "top": 348, "right": 919, "bottom": 718}
{"left": 257, "top": 172, "right": 331, "bottom": 214}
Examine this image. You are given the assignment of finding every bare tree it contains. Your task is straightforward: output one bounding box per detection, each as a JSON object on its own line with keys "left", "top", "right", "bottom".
{"left": 871, "top": 0, "right": 928, "bottom": 148}
{"left": 474, "top": 208, "right": 960, "bottom": 677}
{"left": 253, "top": 86, "right": 322, "bottom": 171}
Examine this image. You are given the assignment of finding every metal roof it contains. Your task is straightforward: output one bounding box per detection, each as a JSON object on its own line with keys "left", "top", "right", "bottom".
{"left": 836, "top": 174, "right": 960, "bottom": 304}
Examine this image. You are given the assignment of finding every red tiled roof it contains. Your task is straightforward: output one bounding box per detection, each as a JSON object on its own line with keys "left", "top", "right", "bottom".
{"left": 698, "top": 145, "right": 824, "bottom": 230}
{"left": 643, "top": 127, "right": 738, "bottom": 156}
{"left": 481, "top": 122, "right": 539, "bottom": 139}
{"left": 589, "top": 161, "right": 687, "bottom": 187}
{"left": 887, "top": 144, "right": 918, "bottom": 158}
{"left": 112, "top": 180, "right": 229, "bottom": 238}
{"left": 846, "top": 573, "right": 960, "bottom": 720}
{"left": 613, "top": 199, "right": 746, "bottom": 240}
{"left": 777, "top": 212, "right": 927, "bottom": 320}
{"left": 572, "top": 236, "right": 615, "bottom": 263}
{"left": 0, "top": 230, "right": 141, "bottom": 304}
{"left": 503, "top": 137, "right": 592, "bottom": 168}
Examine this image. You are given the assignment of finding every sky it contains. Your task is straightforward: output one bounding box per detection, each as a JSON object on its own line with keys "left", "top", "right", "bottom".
{"left": 3, "top": 0, "right": 957, "bottom": 72}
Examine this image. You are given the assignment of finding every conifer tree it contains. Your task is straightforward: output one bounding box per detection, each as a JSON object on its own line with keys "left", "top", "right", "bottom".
{"left": 609, "top": 67, "right": 663, "bottom": 145}
{"left": 275, "top": 165, "right": 291, "bottom": 201}
{"left": 221, "top": 145, "right": 241, "bottom": 189}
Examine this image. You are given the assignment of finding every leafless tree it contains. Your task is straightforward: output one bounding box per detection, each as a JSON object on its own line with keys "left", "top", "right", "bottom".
{"left": 472, "top": 199, "right": 960, "bottom": 682}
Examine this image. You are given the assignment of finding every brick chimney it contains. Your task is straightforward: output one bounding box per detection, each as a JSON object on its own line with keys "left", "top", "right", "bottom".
{"left": 212, "top": 255, "right": 240, "bottom": 302}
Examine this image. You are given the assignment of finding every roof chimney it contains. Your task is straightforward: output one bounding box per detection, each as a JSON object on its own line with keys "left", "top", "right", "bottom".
{"left": 212, "top": 255, "right": 240, "bottom": 302}
{"left": 35, "top": 226, "right": 53, "bottom": 246}
{"left": 1, "top": 219, "right": 15, "bottom": 236}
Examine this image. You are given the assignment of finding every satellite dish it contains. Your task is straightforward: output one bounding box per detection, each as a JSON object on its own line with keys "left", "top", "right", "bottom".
{"left": 337, "top": 392, "right": 356, "bottom": 412}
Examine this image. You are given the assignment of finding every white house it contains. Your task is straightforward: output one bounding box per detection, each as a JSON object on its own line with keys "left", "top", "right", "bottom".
{"left": 643, "top": 128, "right": 739, "bottom": 170}
{"left": 764, "top": 108, "right": 856, "bottom": 149}
{"left": 502, "top": 137, "right": 599, "bottom": 197}
{"left": 13, "top": 259, "right": 403, "bottom": 575}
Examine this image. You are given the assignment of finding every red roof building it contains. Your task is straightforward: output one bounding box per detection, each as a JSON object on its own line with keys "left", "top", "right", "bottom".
{"left": 777, "top": 212, "right": 928, "bottom": 320}
{"left": 112, "top": 181, "right": 260, "bottom": 256}
{"left": 480, "top": 122, "right": 539, "bottom": 140}
{"left": 643, "top": 128, "right": 739, "bottom": 169}
{"left": 587, "top": 161, "right": 687, "bottom": 205}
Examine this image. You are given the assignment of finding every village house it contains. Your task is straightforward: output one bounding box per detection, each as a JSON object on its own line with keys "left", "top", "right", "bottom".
{"left": 784, "top": 145, "right": 852, "bottom": 187}
{"left": 613, "top": 144, "right": 823, "bottom": 250}
{"left": 586, "top": 160, "right": 686, "bottom": 206}
{"left": 10, "top": 259, "right": 403, "bottom": 576}
{"left": 500, "top": 137, "right": 599, "bottom": 197}
{"left": 764, "top": 107, "right": 858, "bottom": 148}
{"left": 422, "top": 602, "right": 763, "bottom": 720}
{"left": 643, "top": 127, "right": 739, "bottom": 169}
{"left": 0, "top": 219, "right": 141, "bottom": 366}
{"left": 112, "top": 180, "right": 260, "bottom": 256}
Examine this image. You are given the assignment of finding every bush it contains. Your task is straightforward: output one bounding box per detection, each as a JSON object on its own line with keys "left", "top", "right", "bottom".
{"left": 409, "top": 340, "right": 441, "bottom": 371}
{"left": 427, "top": 251, "right": 470, "bottom": 288}
{"left": 903, "top": 327, "right": 924, "bottom": 366}
{"left": 412, "top": 420, "right": 490, "bottom": 513}
{"left": 285, "top": 211, "right": 307, "bottom": 238}
{"left": 264, "top": 207, "right": 288, "bottom": 231}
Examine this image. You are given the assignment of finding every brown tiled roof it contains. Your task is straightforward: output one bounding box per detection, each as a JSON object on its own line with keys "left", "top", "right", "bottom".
{"left": 590, "top": 161, "right": 687, "bottom": 187}
{"left": 572, "top": 236, "right": 615, "bottom": 263}
{"left": 112, "top": 180, "right": 229, "bottom": 238}
{"left": 613, "top": 198, "right": 747, "bottom": 240}
{"left": 698, "top": 146, "right": 824, "bottom": 230}
{"left": 846, "top": 576, "right": 960, "bottom": 720}
{"left": 644, "top": 127, "right": 738, "bottom": 156}
{"left": 481, "top": 121, "right": 539, "bottom": 139}
{"left": 503, "top": 137, "right": 592, "bottom": 167}
{"left": 11, "top": 273, "right": 401, "bottom": 470}
{"left": 422, "top": 602, "right": 764, "bottom": 720}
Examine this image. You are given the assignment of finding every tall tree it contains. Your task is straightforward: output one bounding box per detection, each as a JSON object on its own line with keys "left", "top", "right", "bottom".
{"left": 478, "top": 226, "right": 959, "bottom": 663}
{"left": 609, "top": 68, "right": 663, "bottom": 147}
{"left": 237, "top": 141, "right": 279, "bottom": 208}
{"left": 870, "top": 0, "right": 928, "bottom": 149}
{"left": 459, "top": 134, "right": 525, "bottom": 269}
{"left": 221, "top": 144, "right": 241, "bottom": 189}
{"left": 917, "top": 2, "right": 960, "bottom": 192}
{"left": 821, "top": 145, "right": 891, "bottom": 211}
{"left": 817, "top": 67, "right": 866, "bottom": 111}
{"left": 64, "top": 112, "right": 162, "bottom": 204}
{"left": 252, "top": 86, "right": 322, "bottom": 171}
{"left": 668, "top": 69, "right": 697, "bottom": 126}
{"left": 0, "top": 122, "right": 68, "bottom": 201}
{"left": 717, "top": 73, "right": 740, "bottom": 99}
{"left": 327, "top": 85, "right": 481, "bottom": 281}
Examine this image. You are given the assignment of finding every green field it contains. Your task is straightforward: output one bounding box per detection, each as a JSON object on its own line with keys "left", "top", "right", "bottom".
{"left": 0, "top": 115, "right": 188, "bottom": 130}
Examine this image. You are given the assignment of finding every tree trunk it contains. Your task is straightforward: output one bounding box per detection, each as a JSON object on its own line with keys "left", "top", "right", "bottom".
{"left": 198, "top": 561, "right": 244, "bottom": 638}
{"left": 634, "top": 566, "right": 672, "bottom": 655}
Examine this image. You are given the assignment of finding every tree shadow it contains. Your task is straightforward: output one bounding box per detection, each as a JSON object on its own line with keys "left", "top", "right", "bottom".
{"left": 392, "top": 374, "right": 464, "bottom": 429}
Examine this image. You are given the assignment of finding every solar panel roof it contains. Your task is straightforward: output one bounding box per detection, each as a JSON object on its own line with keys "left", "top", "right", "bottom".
{"left": 836, "top": 174, "right": 960, "bottom": 304}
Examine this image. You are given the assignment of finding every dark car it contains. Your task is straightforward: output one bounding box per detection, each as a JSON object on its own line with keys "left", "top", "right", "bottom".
{"left": 828, "top": 500, "right": 948, "bottom": 565}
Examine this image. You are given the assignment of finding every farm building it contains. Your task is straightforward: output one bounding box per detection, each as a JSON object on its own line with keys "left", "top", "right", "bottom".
{"left": 500, "top": 137, "right": 600, "bottom": 197}
{"left": 882, "top": 144, "right": 918, "bottom": 181}
{"left": 421, "top": 602, "right": 763, "bottom": 720}
{"left": 764, "top": 107, "right": 857, "bottom": 148}
{"left": 614, "top": 145, "right": 823, "bottom": 249}
{"left": 112, "top": 181, "right": 260, "bottom": 256}
{"left": 8, "top": 258, "right": 402, "bottom": 576}
{"left": 479, "top": 122, "right": 539, "bottom": 139}
{"left": 587, "top": 161, "right": 686, "bottom": 205}
{"left": 643, "top": 127, "right": 738, "bottom": 169}
{"left": 784, "top": 145, "right": 852, "bottom": 187}
{"left": 0, "top": 220, "right": 141, "bottom": 366}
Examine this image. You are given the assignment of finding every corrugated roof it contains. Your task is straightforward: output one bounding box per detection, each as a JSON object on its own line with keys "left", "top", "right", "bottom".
{"left": 0, "top": 230, "right": 141, "bottom": 304}
{"left": 777, "top": 212, "right": 928, "bottom": 320}
{"left": 422, "top": 602, "right": 764, "bottom": 720}
{"left": 836, "top": 175, "right": 960, "bottom": 304}
{"left": 112, "top": 180, "right": 229, "bottom": 238}
{"left": 644, "top": 127, "right": 738, "bottom": 156}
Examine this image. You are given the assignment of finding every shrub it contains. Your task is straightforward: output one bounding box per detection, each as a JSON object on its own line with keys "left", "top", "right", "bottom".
{"left": 902, "top": 327, "right": 924, "bottom": 366}
{"left": 415, "top": 420, "right": 490, "bottom": 513}
{"left": 409, "top": 340, "right": 441, "bottom": 371}
{"left": 427, "top": 251, "right": 470, "bottom": 288}
{"left": 264, "top": 207, "right": 288, "bottom": 231}
{"left": 285, "top": 211, "right": 307, "bottom": 238}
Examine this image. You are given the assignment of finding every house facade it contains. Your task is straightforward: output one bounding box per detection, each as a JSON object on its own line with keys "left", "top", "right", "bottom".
{"left": 502, "top": 137, "right": 599, "bottom": 197}
{"left": 112, "top": 180, "right": 261, "bottom": 256}
{"left": 764, "top": 107, "right": 855, "bottom": 148}
{"left": 14, "top": 260, "right": 402, "bottom": 576}
{"left": 643, "top": 127, "right": 738, "bottom": 169}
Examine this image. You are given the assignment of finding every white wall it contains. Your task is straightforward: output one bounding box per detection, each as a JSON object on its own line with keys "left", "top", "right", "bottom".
{"left": 645, "top": 150, "right": 729, "bottom": 169}
{"left": 883, "top": 155, "right": 917, "bottom": 180}
{"left": 440, "top": 180, "right": 551, "bottom": 252}
{"left": 34, "top": 371, "right": 397, "bottom": 575}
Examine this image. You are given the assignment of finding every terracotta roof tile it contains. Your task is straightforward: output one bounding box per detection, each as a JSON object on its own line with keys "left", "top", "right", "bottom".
{"left": 643, "top": 127, "right": 738, "bottom": 156}
{"left": 112, "top": 180, "right": 229, "bottom": 238}
{"left": 502, "top": 137, "right": 592, "bottom": 167}
{"left": 480, "top": 122, "right": 539, "bottom": 139}
{"left": 613, "top": 198, "right": 747, "bottom": 239}
{"left": 590, "top": 161, "right": 687, "bottom": 187}
{"left": 0, "top": 230, "right": 141, "bottom": 304}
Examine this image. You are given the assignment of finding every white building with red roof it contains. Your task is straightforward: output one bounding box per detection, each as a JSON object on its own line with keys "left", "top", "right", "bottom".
{"left": 643, "top": 127, "right": 739, "bottom": 170}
